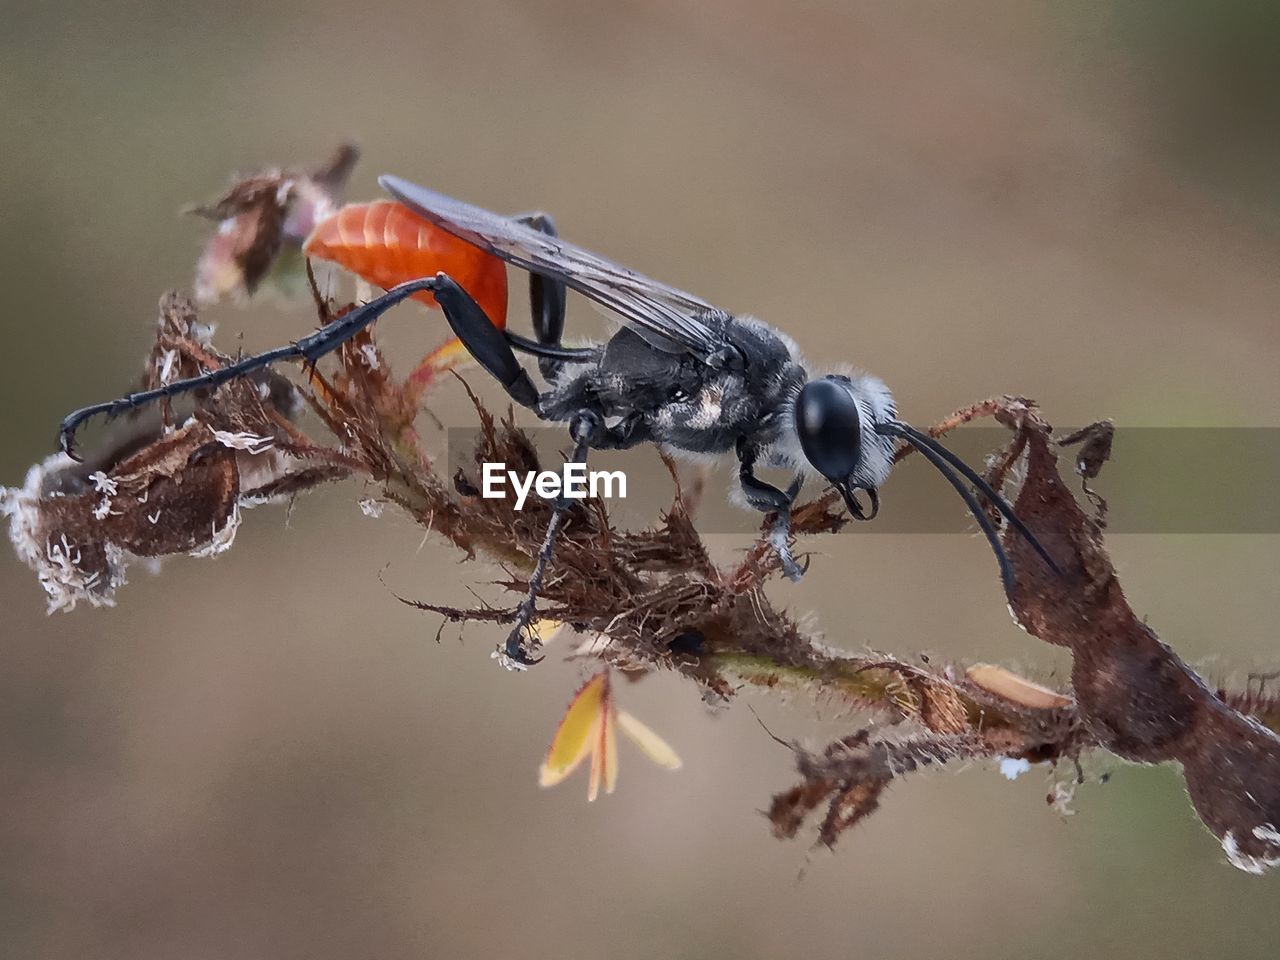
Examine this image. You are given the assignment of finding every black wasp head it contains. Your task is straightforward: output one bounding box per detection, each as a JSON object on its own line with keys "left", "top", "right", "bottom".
{"left": 795, "top": 375, "right": 1062, "bottom": 590}
{"left": 795, "top": 376, "right": 878, "bottom": 520}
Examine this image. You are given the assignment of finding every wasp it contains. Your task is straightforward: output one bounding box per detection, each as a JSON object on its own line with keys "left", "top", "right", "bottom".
{"left": 59, "top": 174, "right": 1060, "bottom": 666}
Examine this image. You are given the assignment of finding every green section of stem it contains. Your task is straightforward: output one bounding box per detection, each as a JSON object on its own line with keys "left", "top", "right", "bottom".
{"left": 711, "top": 652, "right": 1280, "bottom": 738}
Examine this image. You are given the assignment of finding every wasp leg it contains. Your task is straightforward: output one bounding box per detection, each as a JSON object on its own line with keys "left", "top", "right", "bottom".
{"left": 429, "top": 272, "right": 541, "bottom": 409}
{"left": 504, "top": 331, "right": 597, "bottom": 366}
{"left": 58, "top": 277, "right": 443, "bottom": 459}
{"left": 737, "top": 438, "right": 806, "bottom": 581}
{"left": 512, "top": 213, "right": 565, "bottom": 345}
{"left": 513, "top": 211, "right": 567, "bottom": 380}
{"left": 501, "top": 409, "right": 606, "bottom": 668}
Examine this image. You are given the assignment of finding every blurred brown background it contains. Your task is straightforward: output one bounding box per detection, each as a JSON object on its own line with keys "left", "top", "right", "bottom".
{"left": 2, "top": 1, "right": 1279, "bottom": 957}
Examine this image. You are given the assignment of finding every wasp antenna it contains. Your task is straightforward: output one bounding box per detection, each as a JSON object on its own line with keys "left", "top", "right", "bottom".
{"left": 881, "top": 425, "right": 1016, "bottom": 593}
{"left": 877, "top": 421, "right": 1062, "bottom": 587}
{"left": 880, "top": 420, "right": 1061, "bottom": 577}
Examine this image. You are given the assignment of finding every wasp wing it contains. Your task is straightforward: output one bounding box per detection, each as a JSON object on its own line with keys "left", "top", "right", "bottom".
{"left": 380, "top": 174, "right": 724, "bottom": 359}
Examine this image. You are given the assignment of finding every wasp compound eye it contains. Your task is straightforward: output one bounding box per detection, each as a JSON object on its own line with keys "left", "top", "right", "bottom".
{"left": 796, "top": 377, "right": 863, "bottom": 480}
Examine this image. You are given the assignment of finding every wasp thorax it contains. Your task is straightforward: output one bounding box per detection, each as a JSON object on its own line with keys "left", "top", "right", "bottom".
{"left": 795, "top": 377, "right": 863, "bottom": 479}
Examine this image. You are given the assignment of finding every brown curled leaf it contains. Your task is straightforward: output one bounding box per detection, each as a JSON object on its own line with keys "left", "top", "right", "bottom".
{"left": 995, "top": 399, "right": 1280, "bottom": 873}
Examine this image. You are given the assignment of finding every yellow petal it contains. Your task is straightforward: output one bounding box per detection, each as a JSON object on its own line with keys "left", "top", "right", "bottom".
{"left": 617, "top": 709, "right": 682, "bottom": 771}
{"left": 965, "top": 663, "right": 1072, "bottom": 710}
{"left": 587, "top": 683, "right": 619, "bottom": 801}
{"left": 539, "top": 671, "right": 609, "bottom": 788}
{"left": 601, "top": 697, "right": 619, "bottom": 797}
{"left": 529, "top": 619, "right": 565, "bottom": 646}
{"left": 419, "top": 335, "right": 485, "bottom": 375}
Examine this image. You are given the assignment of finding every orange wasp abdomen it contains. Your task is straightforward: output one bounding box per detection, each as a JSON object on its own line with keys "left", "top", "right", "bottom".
{"left": 304, "top": 200, "right": 508, "bottom": 330}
